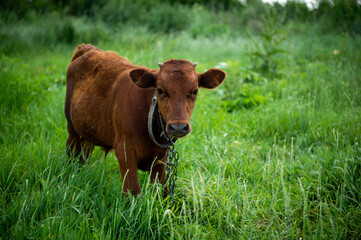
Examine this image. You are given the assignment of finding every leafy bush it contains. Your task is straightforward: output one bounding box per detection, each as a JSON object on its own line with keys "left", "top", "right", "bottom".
{"left": 189, "top": 5, "right": 230, "bottom": 38}
{"left": 249, "top": 7, "right": 288, "bottom": 80}
{"left": 279, "top": 0, "right": 310, "bottom": 21}
{"left": 56, "top": 19, "right": 76, "bottom": 44}
{"left": 216, "top": 61, "right": 272, "bottom": 111}
{"left": 96, "top": 1, "right": 191, "bottom": 33}
{"left": 73, "top": 17, "right": 110, "bottom": 43}
{"left": 316, "top": 0, "right": 361, "bottom": 34}
{"left": 145, "top": 3, "right": 191, "bottom": 33}
{"left": 276, "top": 0, "right": 361, "bottom": 35}
{"left": 96, "top": 0, "right": 146, "bottom": 27}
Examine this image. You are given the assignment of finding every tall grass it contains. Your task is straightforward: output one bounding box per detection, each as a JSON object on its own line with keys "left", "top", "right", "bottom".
{"left": 1, "top": 12, "right": 361, "bottom": 239}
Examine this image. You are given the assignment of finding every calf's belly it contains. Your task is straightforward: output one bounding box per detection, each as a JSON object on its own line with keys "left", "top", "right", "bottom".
{"left": 70, "top": 92, "right": 114, "bottom": 148}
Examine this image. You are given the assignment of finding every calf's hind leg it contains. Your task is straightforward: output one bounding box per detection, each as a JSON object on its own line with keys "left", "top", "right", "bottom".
{"left": 78, "top": 140, "right": 94, "bottom": 164}
{"left": 66, "top": 121, "right": 94, "bottom": 164}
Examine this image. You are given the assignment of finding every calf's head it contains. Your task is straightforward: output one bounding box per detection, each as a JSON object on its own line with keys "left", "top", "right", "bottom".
{"left": 130, "top": 59, "right": 226, "bottom": 138}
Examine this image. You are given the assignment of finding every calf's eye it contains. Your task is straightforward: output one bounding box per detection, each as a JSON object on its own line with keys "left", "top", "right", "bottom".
{"left": 188, "top": 89, "right": 198, "bottom": 97}
{"left": 157, "top": 88, "right": 164, "bottom": 95}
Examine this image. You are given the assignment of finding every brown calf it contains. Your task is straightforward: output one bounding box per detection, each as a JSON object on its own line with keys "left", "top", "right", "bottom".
{"left": 65, "top": 44, "right": 226, "bottom": 195}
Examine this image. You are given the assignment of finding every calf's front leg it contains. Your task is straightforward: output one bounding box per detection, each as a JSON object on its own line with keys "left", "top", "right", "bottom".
{"left": 115, "top": 138, "right": 141, "bottom": 196}
{"left": 150, "top": 157, "right": 168, "bottom": 196}
{"left": 150, "top": 158, "right": 167, "bottom": 184}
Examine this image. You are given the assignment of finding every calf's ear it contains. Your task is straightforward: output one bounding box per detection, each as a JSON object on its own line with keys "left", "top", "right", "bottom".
{"left": 199, "top": 68, "right": 226, "bottom": 89}
{"left": 129, "top": 68, "right": 156, "bottom": 88}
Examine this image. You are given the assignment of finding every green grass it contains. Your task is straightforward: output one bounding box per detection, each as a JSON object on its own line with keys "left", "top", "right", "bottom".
{"left": 1, "top": 15, "right": 361, "bottom": 239}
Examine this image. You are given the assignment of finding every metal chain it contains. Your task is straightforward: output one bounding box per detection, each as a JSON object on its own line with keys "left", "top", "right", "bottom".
{"left": 147, "top": 90, "right": 179, "bottom": 199}
{"left": 165, "top": 144, "right": 179, "bottom": 198}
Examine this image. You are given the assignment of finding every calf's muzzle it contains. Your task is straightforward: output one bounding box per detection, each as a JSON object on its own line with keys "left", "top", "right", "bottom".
{"left": 167, "top": 123, "right": 190, "bottom": 137}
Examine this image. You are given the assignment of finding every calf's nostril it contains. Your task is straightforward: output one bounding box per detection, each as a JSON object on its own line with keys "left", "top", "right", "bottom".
{"left": 168, "top": 123, "right": 189, "bottom": 136}
{"left": 182, "top": 124, "right": 189, "bottom": 132}
{"left": 169, "top": 124, "right": 176, "bottom": 132}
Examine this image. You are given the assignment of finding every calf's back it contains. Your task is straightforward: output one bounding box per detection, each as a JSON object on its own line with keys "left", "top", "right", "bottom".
{"left": 65, "top": 44, "right": 153, "bottom": 149}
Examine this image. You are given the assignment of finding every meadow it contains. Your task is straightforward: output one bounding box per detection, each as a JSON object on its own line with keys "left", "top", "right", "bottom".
{"left": 1, "top": 1, "right": 361, "bottom": 239}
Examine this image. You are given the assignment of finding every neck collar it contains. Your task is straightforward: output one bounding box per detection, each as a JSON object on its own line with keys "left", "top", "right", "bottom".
{"left": 147, "top": 90, "right": 175, "bottom": 148}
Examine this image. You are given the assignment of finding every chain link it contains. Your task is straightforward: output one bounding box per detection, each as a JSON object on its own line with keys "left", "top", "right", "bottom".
{"left": 165, "top": 144, "right": 179, "bottom": 198}
{"left": 147, "top": 90, "right": 180, "bottom": 198}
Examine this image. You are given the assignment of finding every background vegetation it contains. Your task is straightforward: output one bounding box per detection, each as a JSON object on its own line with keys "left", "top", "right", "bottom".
{"left": 1, "top": 0, "right": 360, "bottom": 239}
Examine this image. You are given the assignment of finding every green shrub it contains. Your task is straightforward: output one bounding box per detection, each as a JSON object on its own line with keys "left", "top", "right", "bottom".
{"left": 249, "top": 7, "right": 287, "bottom": 79}
{"left": 73, "top": 17, "right": 110, "bottom": 43}
{"left": 216, "top": 61, "right": 272, "bottom": 111}
{"left": 96, "top": 0, "right": 146, "bottom": 27}
{"left": 56, "top": 19, "right": 76, "bottom": 44}
{"left": 145, "top": 3, "right": 191, "bottom": 33}
{"left": 187, "top": 4, "right": 234, "bottom": 38}
{"left": 96, "top": 1, "right": 191, "bottom": 33}
{"left": 190, "top": 17, "right": 229, "bottom": 37}
{"left": 317, "top": 0, "right": 361, "bottom": 34}
{"left": 280, "top": 0, "right": 310, "bottom": 22}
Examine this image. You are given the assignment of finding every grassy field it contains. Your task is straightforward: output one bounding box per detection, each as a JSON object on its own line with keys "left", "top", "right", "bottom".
{"left": 1, "top": 12, "right": 361, "bottom": 239}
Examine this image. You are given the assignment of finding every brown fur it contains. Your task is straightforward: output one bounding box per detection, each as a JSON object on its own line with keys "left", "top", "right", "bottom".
{"left": 65, "top": 44, "right": 226, "bottom": 195}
